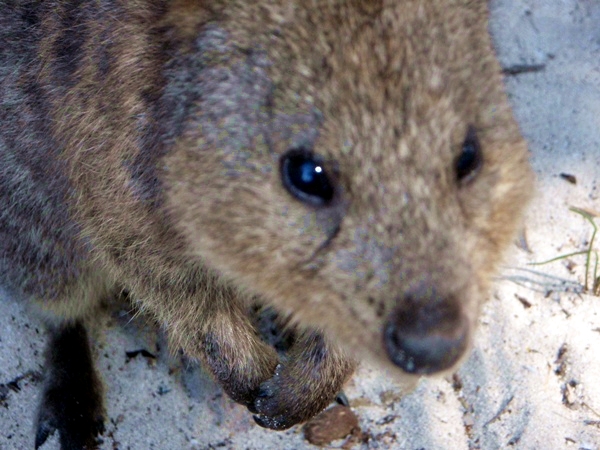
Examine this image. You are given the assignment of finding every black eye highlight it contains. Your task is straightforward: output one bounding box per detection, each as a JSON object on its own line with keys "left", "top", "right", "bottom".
{"left": 455, "top": 126, "right": 483, "bottom": 183}
{"left": 280, "top": 148, "right": 334, "bottom": 206}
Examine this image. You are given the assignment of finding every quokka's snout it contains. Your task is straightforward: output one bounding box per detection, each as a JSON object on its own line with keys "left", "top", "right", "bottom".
{"left": 384, "top": 286, "right": 470, "bottom": 374}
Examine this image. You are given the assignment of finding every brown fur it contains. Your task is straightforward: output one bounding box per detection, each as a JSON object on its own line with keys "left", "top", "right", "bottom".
{"left": 0, "top": 0, "right": 532, "bottom": 446}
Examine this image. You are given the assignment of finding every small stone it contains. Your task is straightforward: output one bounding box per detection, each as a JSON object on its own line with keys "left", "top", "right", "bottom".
{"left": 304, "top": 405, "right": 360, "bottom": 446}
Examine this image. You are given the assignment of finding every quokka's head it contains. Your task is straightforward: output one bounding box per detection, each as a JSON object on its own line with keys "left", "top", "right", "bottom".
{"left": 161, "top": 1, "right": 533, "bottom": 376}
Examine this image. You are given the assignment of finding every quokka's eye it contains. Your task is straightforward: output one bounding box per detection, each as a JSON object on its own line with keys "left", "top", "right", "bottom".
{"left": 280, "top": 148, "right": 334, "bottom": 206}
{"left": 455, "top": 126, "right": 483, "bottom": 183}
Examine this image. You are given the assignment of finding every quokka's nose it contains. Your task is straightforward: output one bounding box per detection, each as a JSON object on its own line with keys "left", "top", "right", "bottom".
{"left": 383, "top": 287, "right": 469, "bottom": 374}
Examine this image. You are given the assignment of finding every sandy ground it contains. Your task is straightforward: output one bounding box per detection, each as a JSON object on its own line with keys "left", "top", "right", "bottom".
{"left": 1, "top": 1, "right": 600, "bottom": 449}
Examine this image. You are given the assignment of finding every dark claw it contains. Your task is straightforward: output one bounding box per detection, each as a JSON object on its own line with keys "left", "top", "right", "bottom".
{"left": 253, "top": 414, "right": 270, "bottom": 428}
{"left": 34, "top": 419, "right": 56, "bottom": 449}
{"left": 93, "top": 416, "right": 106, "bottom": 437}
{"left": 246, "top": 402, "right": 259, "bottom": 414}
{"left": 335, "top": 391, "right": 349, "bottom": 406}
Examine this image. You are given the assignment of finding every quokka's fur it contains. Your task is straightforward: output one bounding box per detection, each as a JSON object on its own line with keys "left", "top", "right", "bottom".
{"left": 0, "top": 0, "right": 533, "bottom": 448}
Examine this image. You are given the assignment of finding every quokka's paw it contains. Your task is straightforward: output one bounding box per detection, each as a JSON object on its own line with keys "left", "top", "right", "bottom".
{"left": 35, "top": 401, "right": 105, "bottom": 450}
{"left": 249, "top": 363, "right": 335, "bottom": 430}
{"left": 249, "top": 333, "right": 355, "bottom": 430}
{"left": 36, "top": 322, "right": 105, "bottom": 450}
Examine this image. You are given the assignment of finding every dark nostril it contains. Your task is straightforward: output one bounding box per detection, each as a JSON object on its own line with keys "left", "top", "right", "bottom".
{"left": 383, "top": 292, "right": 469, "bottom": 374}
{"left": 384, "top": 319, "right": 468, "bottom": 374}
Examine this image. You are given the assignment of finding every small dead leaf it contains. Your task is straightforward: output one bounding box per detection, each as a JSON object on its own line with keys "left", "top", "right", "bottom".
{"left": 514, "top": 294, "right": 532, "bottom": 308}
{"left": 559, "top": 173, "right": 577, "bottom": 184}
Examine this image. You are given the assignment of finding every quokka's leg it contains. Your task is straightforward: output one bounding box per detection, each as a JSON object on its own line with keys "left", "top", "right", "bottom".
{"left": 163, "top": 285, "right": 344, "bottom": 428}
{"left": 250, "top": 330, "right": 356, "bottom": 430}
{"left": 35, "top": 321, "right": 105, "bottom": 450}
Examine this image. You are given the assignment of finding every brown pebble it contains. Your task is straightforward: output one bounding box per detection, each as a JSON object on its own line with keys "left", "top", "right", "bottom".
{"left": 304, "top": 405, "right": 360, "bottom": 446}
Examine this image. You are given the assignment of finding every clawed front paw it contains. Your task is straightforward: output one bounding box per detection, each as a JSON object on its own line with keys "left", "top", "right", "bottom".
{"left": 206, "top": 311, "right": 355, "bottom": 431}
{"left": 249, "top": 362, "right": 343, "bottom": 430}
{"left": 253, "top": 364, "right": 321, "bottom": 430}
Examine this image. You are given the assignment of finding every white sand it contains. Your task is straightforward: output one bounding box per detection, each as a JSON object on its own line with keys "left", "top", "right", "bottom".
{"left": 1, "top": 1, "right": 599, "bottom": 448}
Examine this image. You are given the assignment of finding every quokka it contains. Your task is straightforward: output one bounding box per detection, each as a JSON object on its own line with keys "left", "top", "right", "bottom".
{"left": 0, "top": 1, "right": 532, "bottom": 448}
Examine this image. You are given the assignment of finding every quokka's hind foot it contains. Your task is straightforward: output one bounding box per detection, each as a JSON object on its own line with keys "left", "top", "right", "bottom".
{"left": 35, "top": 322, "right": 105, "bottom": 450}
